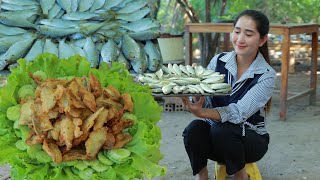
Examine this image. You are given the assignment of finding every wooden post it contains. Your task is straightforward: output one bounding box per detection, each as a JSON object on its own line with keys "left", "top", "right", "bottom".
{"left": 279, "top": 29, "right": 290, "bottom": 120}
{"left": 309, "top": 31, "right": 318, "bottom": 105}
{"left": 185, "top": 27, "right": 193, "bottom": 65}
{"left": 223, "top": 33, "right": 230, "bottom": 51}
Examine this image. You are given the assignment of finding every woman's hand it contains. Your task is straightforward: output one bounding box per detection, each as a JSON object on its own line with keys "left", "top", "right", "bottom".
{"left": 181, "top": 96, "right": 206, "bottom": 118}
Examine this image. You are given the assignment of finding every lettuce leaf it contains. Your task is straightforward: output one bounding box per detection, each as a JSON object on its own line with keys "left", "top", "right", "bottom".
{"left": 131, "top": 92, "right": 163, "bottom": 124}
{"left": 0, "top": 78, "right": 18, "bottom": 113}
{"left": 0, "top": 53, "right": 166, "bottom": 180}
{"left": 130, "top": 152, "right": 166, "bottom": 179}
{"left": 126, "top": 122, "right": 162, "bottom": 163}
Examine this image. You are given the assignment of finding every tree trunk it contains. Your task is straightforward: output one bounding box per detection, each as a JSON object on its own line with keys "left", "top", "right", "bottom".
{"left": 201, "top": 0, "right": 212, "bottom": 66}
{"left": 209, "top": 0, "right": 228, "bottom": 66}
{"left": 176, "top": 0, "right": 204, "bottom": 66}
{"left": 148, "top": 0, "right": 161, "bottom": 19}
{"left": 176, "top": 0, "right": 228, "bottom": 66}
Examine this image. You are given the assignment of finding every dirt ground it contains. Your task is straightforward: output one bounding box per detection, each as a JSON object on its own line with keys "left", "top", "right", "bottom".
{"left": 1, "top": 67, "right": 320, "bottom": 180}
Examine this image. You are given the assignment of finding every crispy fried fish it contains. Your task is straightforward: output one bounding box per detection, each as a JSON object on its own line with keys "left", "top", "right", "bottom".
{"left": 103, "top": 85, "right": 121, "bottom": 101}
{"left": 22, "top": 73, "right": 135, "bottom": 163}
{"left": 59, "top": 115, "right": 75, "bottom": 151}
{"left": 93, "top": 108, "right": 109, "bottom": 131}
{"left": 89, "top": 73, "right": 102, "bottom": 98}
{"left": 19, "top": 100, "right": 35, "bottom": 126}
{"left": 79, "top": 86, "right": 97, "bottom": 112}
{"left": 103, "top": 132, "right": 115, "bottom": 150}
{"left": 40, "top": 86, "right": 57, "bottom": 112}
{"left": 111, "top": 119, "right": 134, "bottom": 135}
{"left": 43, "top": 139, "right": 62, "bottom": 164}
{"left": 62, "top": 149, "right": 89, "bottom": 161}
{"left": 121, "top": 92, "right": 133, "bottom": 112}
{"left": 113, "top": 133, "right": 132, "bottom": 149}
{"left": 81, "top": 107, "right": 104, "bottom": 135}
{"left": 85, "top": 127, "right": 108, "bottom": 159}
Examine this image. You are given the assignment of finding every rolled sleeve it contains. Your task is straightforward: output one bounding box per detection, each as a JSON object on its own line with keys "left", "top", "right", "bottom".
{"left": 215, "top": 106, "right": 230, "bottom": 123}
{"left": 215, "top": 103, "right": 247, "bottom": 124}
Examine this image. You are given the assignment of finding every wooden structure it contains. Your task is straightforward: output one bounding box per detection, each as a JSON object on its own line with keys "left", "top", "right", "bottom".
{"left": 185, "top": 23, "right": 319, "bottom": 120}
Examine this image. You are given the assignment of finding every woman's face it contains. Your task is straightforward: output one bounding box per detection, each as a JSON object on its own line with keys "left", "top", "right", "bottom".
{"left": 232, "top": 16, "right": 267, "bottom": 58}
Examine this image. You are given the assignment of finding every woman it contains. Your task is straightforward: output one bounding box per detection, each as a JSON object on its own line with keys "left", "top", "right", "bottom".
{"left": 181, "top": 10, "right": 277, "bottom": 180}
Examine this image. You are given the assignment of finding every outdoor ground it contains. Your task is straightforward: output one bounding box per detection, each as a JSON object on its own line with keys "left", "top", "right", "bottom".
{"left": 1, "top": 65, "right": 320, "bottom": 180}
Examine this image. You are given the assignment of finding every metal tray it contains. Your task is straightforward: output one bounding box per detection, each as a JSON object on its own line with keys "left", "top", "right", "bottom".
{"left": 151, "top": 92, "right": 230, "bottom": 97}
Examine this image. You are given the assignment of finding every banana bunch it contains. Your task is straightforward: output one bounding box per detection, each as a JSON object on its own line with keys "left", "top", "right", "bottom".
{"left": 137, "top": 63, "right": 232, "bottom": 95}
{"left": 0, "top": 0, "right": 162, "bottom": 73}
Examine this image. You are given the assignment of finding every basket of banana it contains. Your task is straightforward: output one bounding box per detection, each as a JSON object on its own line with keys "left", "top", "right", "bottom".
{"left": 137, "top": 63, "right": 232, "bottom": 97}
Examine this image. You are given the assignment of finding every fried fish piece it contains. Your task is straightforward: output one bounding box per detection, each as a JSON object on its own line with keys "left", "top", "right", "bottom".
{"left": 54, "top": 84, "right": 65, "bottom": 100}
{"left": 81, "top": 107, "right": 104, "bottom": 135}
{"left": 62, "top": 149, "right": 89, "bottom": 161}
{"left": 121, "top": 92, "right": 133, "bottom": 112}
{"left": 79, "top": 86, "right": 96, "bottom": 112}
{"left": 19, "top": 99, "right": 35, "bottom": 125}
{"left": 85, "top": 127, "right": 108, "bottom": 159}
{"left": 113, "top": 133, "right": 132, "bottom": 149}
{"left": 32, "top": 99, "right": 54, "bottom": 135}
{"left": 69, "top": 92, "right": 86, "bottom": 109}
{"left": 72, "top": 131, "right": 90, "bottom": 147}
{"left": 73, "top": 118, "right": 83, "bottom": 138}
{"left": 96, "top": 98, "right": 123, "bottom": 111}
{"left": 103, "top": 85, "right": 121, "bottom": 101}
{"left": 40, "top": 85, "right": 57, "bottom": 112}
{"left": 34, "top": 86, "right": 42, "bottom": 99}
{"left": 48, "top": 119, "right": 62, "bottom": 141}
{"left": 67, "top": 104, "right": 82, "bottom": 118}
{"left": 68, "top": 81, "right": 81, "bottom": 101}
{"left": 25, "top": 130, "right": 45, "bottom": 145}
{"left": 81, "top": 107, "right": 94, "bottom": 120}
{"left": 103, "top": 132, "right": 115, "bottom": 150}
{"left": 105, "top": 107, "right": 123, "bottom": 127}
{"left": 93, "top": 108, "right": 109, "bottom": 131}
{"left": 59, "top": 115, "right": 75, "bottom": 151}
{"left": 44, "top": 79, "right": 72, "bottom": 89}
{"left": 56, "top": 91, "right": 72, "bottom": 113}
{"left": 75, "top": 76, "right": 91, "bottom": 92}
{"left": 43, "top": 139, "right": 62, "bottom": 164}
{"left": 89, "top": 73, "right": 102, "bottom": 98}
{"left": 47, "top": 109, "right": 59, "bottom": 119}
{"left": 32, "top": 115, "right": 53, "bottom": 135}
{"left": 111, "top": 119, "right": 134, "bottom": 135}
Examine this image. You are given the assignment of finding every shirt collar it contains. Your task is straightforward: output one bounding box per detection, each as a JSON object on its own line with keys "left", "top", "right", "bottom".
{"left": 219, "top": 51, "right": 271, "bottom": 81}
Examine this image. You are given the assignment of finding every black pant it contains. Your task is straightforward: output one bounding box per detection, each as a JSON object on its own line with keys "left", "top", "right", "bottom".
{"left": 182, "top": 120, "right": 269, "bottom": 175}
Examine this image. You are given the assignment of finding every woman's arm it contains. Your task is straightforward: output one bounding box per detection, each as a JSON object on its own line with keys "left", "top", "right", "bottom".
{"left": 182, "top": 71, "right": 276, "bottom": 123}
{"left": 216, "top": 72, "right": 276, "bottom": 124}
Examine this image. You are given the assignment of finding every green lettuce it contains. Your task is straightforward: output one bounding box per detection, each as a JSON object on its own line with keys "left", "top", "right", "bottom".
{"left": 0, "top": 53, "right": 166, "bottom": 179}
{"left": 17, "top": 84, "right": 35, "bottom": 100}
{"left": 6, "top": 104, "right": 21, "bottom": 121}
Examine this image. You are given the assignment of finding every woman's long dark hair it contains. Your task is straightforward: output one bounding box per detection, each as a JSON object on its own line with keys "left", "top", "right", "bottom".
{"left": 234, "top": 10, "right": 272, "bottom": 113}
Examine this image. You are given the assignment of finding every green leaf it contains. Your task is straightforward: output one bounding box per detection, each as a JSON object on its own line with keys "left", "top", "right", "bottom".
{"left": 59, "top": 55, "right": 91, "bottom": 77}
{"left": 126, "top": 122, "right": 163, "bottom": 163}
{"left": 0, "top": 79, "right": 18, "bottom": 113}
{"left": 130, "top": 152, "right": 167, "bottom": 179}
{"left": 132, "top": 92, "right": 163, "bottom": 124}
